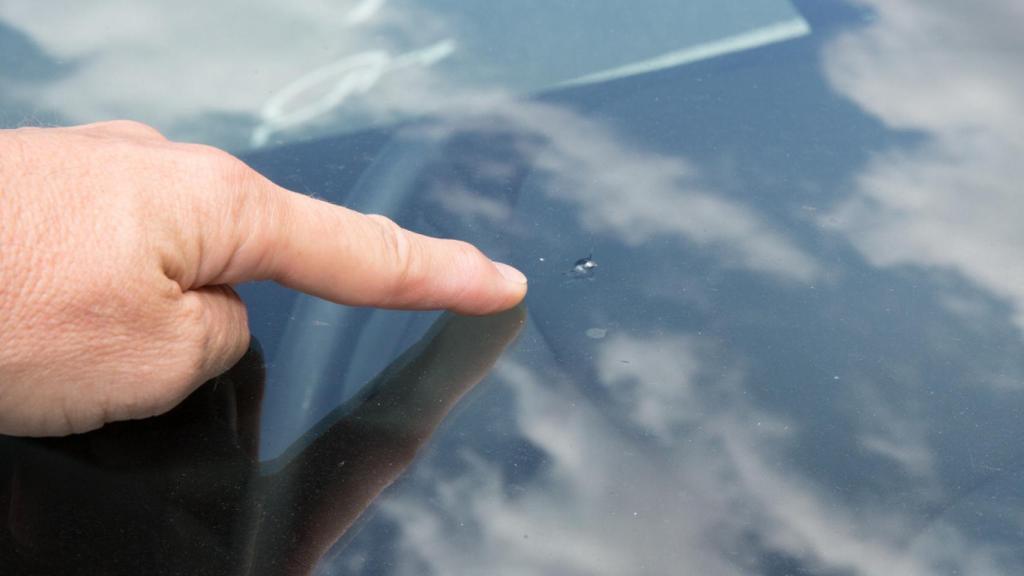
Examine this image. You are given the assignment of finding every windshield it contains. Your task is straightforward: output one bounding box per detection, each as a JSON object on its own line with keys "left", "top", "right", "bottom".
{"left": 1, "top": 0, "right": 805, "bottom": 150}
{"left": 4, "top": 1, "right": 1024, "bottom": 575}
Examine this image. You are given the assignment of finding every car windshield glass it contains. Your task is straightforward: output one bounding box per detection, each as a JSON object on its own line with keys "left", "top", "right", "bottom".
{"left": 1, "top": 0, "right": 805, "bottom": 150}
{"left": 5, "top": 2, "right": 1024, "bottom": 575}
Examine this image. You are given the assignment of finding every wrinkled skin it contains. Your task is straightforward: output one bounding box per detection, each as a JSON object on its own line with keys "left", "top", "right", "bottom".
{"left": 0, "top": 121, "right": 527, "bottom": 436}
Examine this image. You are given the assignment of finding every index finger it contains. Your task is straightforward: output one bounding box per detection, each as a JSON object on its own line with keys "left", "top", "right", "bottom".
{"left": 205, "top": 172, "right": 527, "bottom": 315}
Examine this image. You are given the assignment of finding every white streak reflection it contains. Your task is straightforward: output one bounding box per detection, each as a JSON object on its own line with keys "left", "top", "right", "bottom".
{"left": 562, "top": 18, "right": 810, "bottom": 88}
{"left": 251, "top": 40, "right": 456, "bottom": 146}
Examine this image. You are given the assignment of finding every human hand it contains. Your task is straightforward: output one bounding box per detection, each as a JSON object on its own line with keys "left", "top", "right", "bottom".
{"left": 0, "top": 306, "right": 525, "bottom": 575}
{"left": 0, "top": 121, "right": 527, "bottom": 436}
{"left": 0, "top": 307, "right": 524, "bottom": 569}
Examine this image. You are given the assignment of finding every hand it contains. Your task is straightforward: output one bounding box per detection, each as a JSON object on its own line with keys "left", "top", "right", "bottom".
{"left": 0, "top": 307, "right": 526, "bottom": 575}
{"left": 0, "top": 121, "right": 527, "bottom": 436}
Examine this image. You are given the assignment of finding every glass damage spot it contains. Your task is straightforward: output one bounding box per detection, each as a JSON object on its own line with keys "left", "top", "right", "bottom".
{"left": 568, "top": 254, "right": 598, "bottom": 279}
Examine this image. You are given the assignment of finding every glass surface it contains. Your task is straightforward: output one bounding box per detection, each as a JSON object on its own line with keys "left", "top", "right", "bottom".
{"left": 4, "top": 1, "right": 1024, "bottom": 574}
{"left": 0, "top": 0, "right": 805, "bottom": 150}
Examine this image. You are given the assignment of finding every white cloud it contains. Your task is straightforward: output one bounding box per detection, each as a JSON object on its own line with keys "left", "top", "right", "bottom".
{"left": 2, "top": 1, "right": 821, "bottom": 284}
{"left": 422, "top": 99, "right": 822, "bottom": 283}
{"left": 429, "top": 185, "right": 512, "bottom": 223}
{"left": 334, "top": 330, "right": 1013, "bottom": 576}
{"left": 0, "top": 0, "right": 447, "bottom": 143}
{"left": 823, "top": 0, "right": 1024, "bottom": 332}
{"left": 595, "top": 333, "right": 704, "bottom": 443}
{"left": 374, "top": 354, "right": 749, "bottom": 576}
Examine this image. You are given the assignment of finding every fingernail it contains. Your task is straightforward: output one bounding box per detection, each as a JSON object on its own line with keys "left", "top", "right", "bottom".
{"left": 493, "top": 262, "right": 527, "bottom": 285}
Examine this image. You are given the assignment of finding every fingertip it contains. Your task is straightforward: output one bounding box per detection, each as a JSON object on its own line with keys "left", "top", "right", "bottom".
{"left": 494, "top": 262, "right": 529, "bottom": 310}
{"left": 452, "top": 261, "right": 528, "bottom": 316}
{"left": 493, "top": 262, "right": 528, "bottom": 285}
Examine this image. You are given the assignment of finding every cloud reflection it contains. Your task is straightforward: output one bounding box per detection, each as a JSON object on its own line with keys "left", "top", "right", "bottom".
{"left": 419, "top": 98, "right": 822, "bottom": 283}
{"left": 347, "top": 330, "right": 1014, "bottom": 575}
{"left": 823, "top": 0, "right": 1024, "bottom": 332}
{"left": 595, "top": 333, "right": 708, "bottom": 444}
{"left": 9, "top": 2, "right": 1024, "bottom": 573}
{"left": 0, "top": 0, "right": 447, "bottom": 146}
{"left": 1, "top": 0, "right": 819, "bottom": 283}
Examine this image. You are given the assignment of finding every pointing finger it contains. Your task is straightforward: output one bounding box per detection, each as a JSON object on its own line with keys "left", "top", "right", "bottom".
{"left": 196, "top": 167, "right": 527, "bottom": 315}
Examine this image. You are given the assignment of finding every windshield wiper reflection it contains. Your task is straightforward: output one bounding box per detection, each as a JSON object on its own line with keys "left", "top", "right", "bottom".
{"left": 0, "top": 306, "right": 525, "bottom": 576}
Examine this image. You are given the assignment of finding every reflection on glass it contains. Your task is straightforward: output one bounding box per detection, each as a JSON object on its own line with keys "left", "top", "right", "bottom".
{"left": 0, "top": 307, "right": 525, "bottom": 575}
{"left": 823, "top": 0, "right": 1024, "bottom": 333}
{"left": 302, "top": 3, "right": 1024, "bottom": 572}
{"left": 5, "top": 1, "right": 1024, "bottom": 574}
{"left": 0, "top": 0, "right": 805, "bottom": 150}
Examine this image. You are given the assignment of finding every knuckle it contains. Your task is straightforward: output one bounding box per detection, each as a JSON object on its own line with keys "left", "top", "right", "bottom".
{"left": 177, "top": 143, "right": 259, "bottom": 199}
{"left": 450, "top": 238, "right": 484, "bottom": 262}
{"left": 446, "top": 238, "right": 489, "bottom": 277}
{"left": 215, "top": 288, "right": 252, "bottom": 363}
{"left": 115, "top": 119, "right": 163, "bottom": 137}
{"left": 176, "top": 295, "right": 211, "bottom": 372}
{"left": 183, "top": 142, "right": 245, "bottom": 171}
{"left": 94, "top": 119, "right": 166, "bottom": 139}
{"left": 367, "top": 214, "right": 419, "bottom": 291}
{"left": 176, "top": 287, "right": 250, "bottom": 384}
{"left": 368, "top": 215, "right": 413, "bottom": 265}
{"left": 196, "top": 145, "right": 257, "bottom": 193}
{"left": 446, "top": 239, "right": 488, "bottom": 299}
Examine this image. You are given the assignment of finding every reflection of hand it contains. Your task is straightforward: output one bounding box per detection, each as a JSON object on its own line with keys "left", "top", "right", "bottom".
{"left": 0, "top": 305, "right": 525, "bottom": 576}
{"left": 0, "top": 122, "right": 527, "bottom": 436}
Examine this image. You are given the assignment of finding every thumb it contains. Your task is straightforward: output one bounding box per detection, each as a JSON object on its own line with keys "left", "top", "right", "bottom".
{"left": 104, "top": 285, "right": 251, "bottom": 426}
{"left": 180, "top": 285, "right": 252, "bottom": 388}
